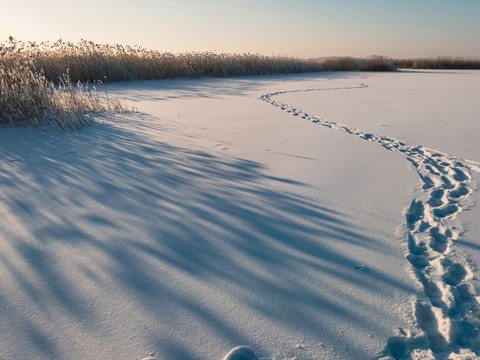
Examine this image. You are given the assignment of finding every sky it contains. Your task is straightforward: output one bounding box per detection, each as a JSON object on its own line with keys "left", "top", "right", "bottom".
{"left": 1, "top": 0, "right": 479, "bottom": 58}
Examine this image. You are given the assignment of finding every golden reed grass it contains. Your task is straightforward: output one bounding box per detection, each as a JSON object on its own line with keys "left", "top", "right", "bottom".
{"left": 0, "top": 38, "right": 398, "bottom": 128}
{"left": 10, "top": 37, "right": 479, "bottom": 128}
{"left": 1, "top": 39, "right": 398, "bottom": 85}
{"left": 1, "top": 37, "right": 128, "bottom": 128}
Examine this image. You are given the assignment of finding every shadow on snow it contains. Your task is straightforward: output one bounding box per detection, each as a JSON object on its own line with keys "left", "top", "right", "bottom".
{"left": 0, "top": 112, "right": 415, "bottom": 359}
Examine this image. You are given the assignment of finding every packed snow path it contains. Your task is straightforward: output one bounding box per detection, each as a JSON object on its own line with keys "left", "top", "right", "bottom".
{"left": 261, "top": 86, "right": 480, "bottom": 359}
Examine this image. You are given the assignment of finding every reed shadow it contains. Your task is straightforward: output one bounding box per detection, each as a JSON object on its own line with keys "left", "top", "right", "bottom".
{"left": 0, "top": 114, "right": 416, "bottom": 359}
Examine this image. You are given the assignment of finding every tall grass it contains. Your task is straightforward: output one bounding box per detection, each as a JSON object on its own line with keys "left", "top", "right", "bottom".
{"left": 316, "top": 56, "right": 397, "bottom": 72}
{"left": 394, "top": 57, "right": 480, "bottom": 70}
{"left": 2, "top": 39, "right": 398, "bottom": 85}
{"left": 3, "top": 37, "right": 478, "bottom": 129}
{"left": 16, "top": 38, "right": 472, "bottom": 128}
{"left": 1, "top": 38, "right": 400, "bottom": 128}
{"left": 0, "top": 38, "right": 128, "bottom": 128}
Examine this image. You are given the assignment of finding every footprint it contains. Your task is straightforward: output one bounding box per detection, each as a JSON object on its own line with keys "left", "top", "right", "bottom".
{"left": 407, "top": 254, "right": 429, "bottom": 269}
{"left": 418, "top": 221, "right": 431, "bottom": 233}
{"left": 408, "top": 233, "right": 428, "bottom": 255}
{"left": 449, "top": 283, "right": 477, "bottom": 322}
{"left": 453, "top": 283, "right": 476, "bottom": 307}
{"left": 420, "top": 277, "right": 447, "bottom": 309}
{"left": 419, "top": 173, "right": 435, "bottom": 190}
{"left": 430, "top": 227, "right": 450, "bottom": 253}
{"left": 362, "top": 133, "right": 376, "bottom": 141}
{"left": 442, "top": 263, "right": 467, "bottom": 286}
{"left": 415, "top": 302, "right": 450, "bottom": 355}
{"left": 410, "top": 146, "right": 425, "bottom": 155}
{"left": 387, "top": 336, "right": 409, "bottom": 359}
{"left": 426, "top": 164, "right": 441, "bottom": 176}
{"left": 406, "top": 200, "right": 425, "bottom": 229}
{"left": 452, "top": 168, "right": 469, "bottom": 182}
{"left": 428, "top": 189, "right": 445, "bottom": 208}
{"left": 441, "top": 176, "right": 456, "bottom": 190}
{"left": 262, "top": 86, "right": 479, "bottom": 358}
{"left": 426, "top": 160, "right": 447, "bottom": 174}
{"left": 433, "top": 205, "right": 458, "bottom": 219}
{"left": 449, "top": 186, "right": 469, "bottom": 199}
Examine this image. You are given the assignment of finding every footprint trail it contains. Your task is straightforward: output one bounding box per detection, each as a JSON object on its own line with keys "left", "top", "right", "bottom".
{"left": 260, "top": 85, "right": 480, "bottom": 359}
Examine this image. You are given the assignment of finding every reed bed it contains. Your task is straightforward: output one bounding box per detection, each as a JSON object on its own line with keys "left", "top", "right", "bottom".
{"left": 1, "top": 38, "right": 128, "bottom": 128}
{"left": 3, "top": 37, "right": 478, "bottom": 129}
{"left": 316, "top": 56, "right": 397, "bottom": 72}
{"left": 20, "top": 37, "right": 480, "bottom": 128}
{"left": 0, "top": 38, "right": 399, "bottom": 128}
{"left": 394, "top": 57, "right": 480, "bottom": 70}
{"left": 2, "top": 38, "right": 398, "bottom": 84}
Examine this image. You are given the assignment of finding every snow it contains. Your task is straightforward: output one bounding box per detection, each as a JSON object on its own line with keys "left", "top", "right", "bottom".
{"left": 0, "top": 70, "right": 479, "bottom": 359}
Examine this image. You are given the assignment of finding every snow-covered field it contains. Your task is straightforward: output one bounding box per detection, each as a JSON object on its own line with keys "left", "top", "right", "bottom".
{"left": 0, "top": 70, "right": 479, "bottom": 360}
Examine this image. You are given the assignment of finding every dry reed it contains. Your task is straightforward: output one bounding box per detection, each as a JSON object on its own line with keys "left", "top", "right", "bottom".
{"left": 394, "top": 57, "right": 480, "bottom": 70}
{"left": 1, "top": 37, "right": 128, "bottom": 128}
{"left": 4, "top": 37, "right": 477, "bottom": 129}
{"left": 2, "top": 38, "right": 398, "bottom": 85}
{"left": 1, "top": 38, "right": 407, "bottom": 128}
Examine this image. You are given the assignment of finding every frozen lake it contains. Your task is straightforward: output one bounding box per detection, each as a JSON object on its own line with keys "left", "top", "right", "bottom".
{"left": 0, "top": 70, "right": 479, "bottom": 359}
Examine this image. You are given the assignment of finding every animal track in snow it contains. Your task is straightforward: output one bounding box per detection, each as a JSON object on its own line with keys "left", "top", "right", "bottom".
{"left": 260, "top": 84, "right": 480, "bottom": 359}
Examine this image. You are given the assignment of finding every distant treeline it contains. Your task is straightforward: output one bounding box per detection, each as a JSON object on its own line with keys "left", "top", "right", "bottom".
{"left": 394, "top": 57, "right": 480, "bottom": 70}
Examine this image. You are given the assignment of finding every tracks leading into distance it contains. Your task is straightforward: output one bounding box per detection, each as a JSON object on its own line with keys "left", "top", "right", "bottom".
{"left": 260, "top": 85, "right": 480, "bottom": 359}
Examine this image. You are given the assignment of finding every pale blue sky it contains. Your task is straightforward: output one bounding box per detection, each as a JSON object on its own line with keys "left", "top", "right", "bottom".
{"left": 1, "top": 0, "right": 479, "bottom": 57}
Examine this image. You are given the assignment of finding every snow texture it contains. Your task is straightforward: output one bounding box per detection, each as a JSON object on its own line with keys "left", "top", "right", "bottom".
{"left": 0, "top": 70, "right": 479, "bottom": 360}
{"left": 261, "top": 73, "right": 480, "bottom": 359}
